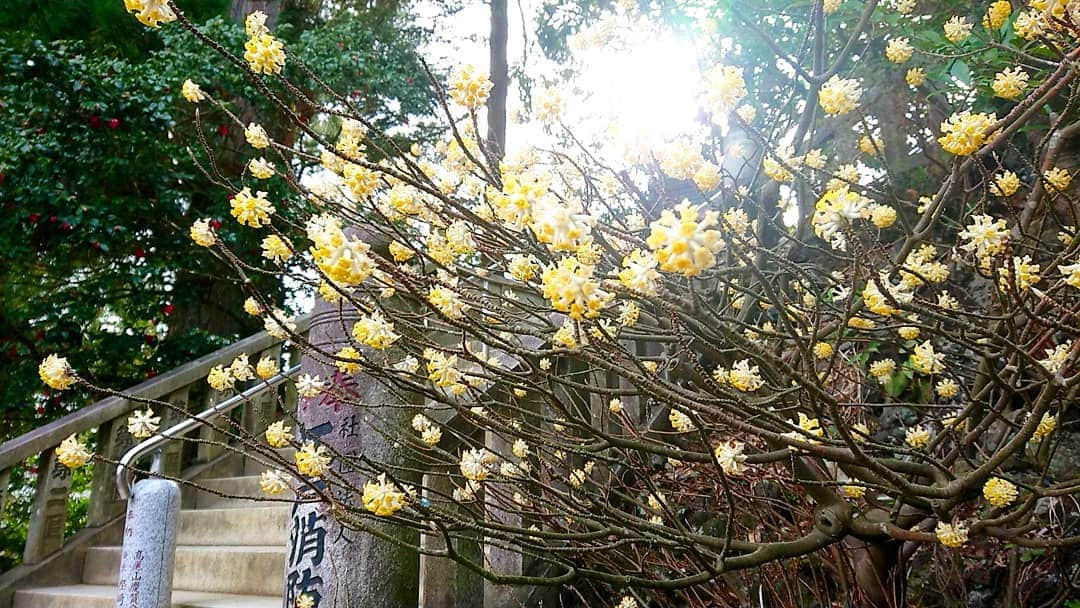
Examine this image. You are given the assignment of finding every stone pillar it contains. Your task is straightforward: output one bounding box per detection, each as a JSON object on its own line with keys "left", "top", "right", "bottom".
{"left": 115, "top": 478, "right": 180, "bottom": 608}
{"left": 88, "top": 415, "right": 138, "bottom": 527}
{"left": 284, "top": 308, "right": 420, "bottom": 608}
{"left": 159, "top": 387, "right": 191, "bottom": 478}
{"left": 419, "top": 473, "right": 482, "bottom": 608}
{"left": 482, "top": 431, "right": 524, "bottom": 608}
{"left": 23, "top": 447, "right": 73, "bottom": 564}
{"left": 243, "top": 345, "right": 282, "bottom": 437}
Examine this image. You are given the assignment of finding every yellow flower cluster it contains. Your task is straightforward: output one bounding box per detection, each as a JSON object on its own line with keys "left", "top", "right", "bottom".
{"left": 935, "top": 522, "right": 968, "bottom": 548}
{"left": 618, "top": 249, "right": 661, "bottom": 295}
{"left": 885, "top": 38, "right": 913, "bottom": 63}
{"left": 1040, "top": 341, "right": 1072, "bottom": 374}
{"left": 189, "top": 219, "right": 216, "bottom": 247}
{"left": 507, "top": 254, "right": 540, "bottom": 282}
{"left": 245, "top": 123, "right": 270, "bottom": 149}
{"left": 265, "top": 420, "right": 293, "bottom": 448}
{"left": 1034, "top": 412, "right": 1057, "bottom": 439}
{"left": 714, "top": 441, "right": 747, "bottom": 475}
{"left": 910, "top": 340, "right": 946, "bottom": 375}
{"left": 459, "top": 448, "right": 496, "bottom": 481}
{"left": 812, "top": 186, "right": 871, "bottom": 250}
{"left": 668, "top": 409, "right": 695, "bottom": 432}
{"left": 127, "top": 409, "right": 160, "bottom": 439}
{"left": 938, "top": 111, "right": 997, "bottom": 156}
{"left": 959, "top": 214, "right": 1009, "bottom": 263}
{"left": 39, "top": 354, "right": 76, "bottom": 390}
{"left": 123, "top": 0, "right": 176, "bottom": 28}
{"left": 307, "top": 215, "right": 375, "bottom": 287}
{"left": 704, "top": 64, "right": 747, "bottom": 113}
{"left": 997, "top": 255, "right": 1040, "bottom": 292}
{"left": 256, "top": 356, "right": 279, "bottom": 379}
{"left": 541, "top": 257, "right": 611, "bottom": 320}
{"left": 984, "top": 1, "right": 1012, "bottom": 29}
{"left": 991, "top": 170, "right": 1021, "bottom": 196}
{"left": 645, "top": 202, "right": 725, "bottom": 277}
{"left": 244, "top": 33, "right": 286, "bottom": 75}
{"left": 351, "top": 311, "right": 400, "bottom": 350}
{"left": 248, "top": 158, "right": 274, "bottom": 179}
{"left": 259, "top": 470, "right": 291, "bottom": 495}
{"left": 362, "top": 474, "right": 407, "bottom": 516}
{"left": 906, "top": 67, "right": 926, "bottom": 87}
{"left": 425, "top": 349, "right": 467, "bottom": 395}
{"left": 727, "top": 359, "right": 765, "bottom": 392}
{"left": 448, "top": 64, "right": 493, "bottom": 110}
{"left": 982, "top": 477, "right": 1018, "bottom": 507}
{"left": 261, "top": 234, "right": 291, "bottom": 262}
{"left": 1044, "top": 167, "right": 1072, "bottom": 191}
{"left": 992, "top": 67, "right": 1029, "bottom": 100}
{"left": 429, "top": 286, "right": 468, "bottom": 320}
{"left": 181, "top": 79, "right": 205, "bottom": 103}
{"left": 56, "top": 434, "right": 93, "bottom": 469}
{"left": 295, "top": 442, "right": 331, "bottom": 477}
{"left": 230, "top": 188, "right": 275, "bottom": 228}
{"left": 905, "top": 425, "right": 931, "bottom": 448}
{"left": 944, "top": 15, "right": 973, "bottom": 43}
{"left": 901, "top": 244, "right": 949, "bottom": 288}
{"left": 530, "top": 198, "right": 594, "bottom": 253}
{"left": 818, "top": 75, "right": 862, "bottom": 116}
{"left": 533, "top": 87, "right": 563, "bottom": 123}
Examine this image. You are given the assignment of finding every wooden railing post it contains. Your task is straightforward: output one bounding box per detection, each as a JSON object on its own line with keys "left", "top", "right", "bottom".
{"left": 195, "top": 391, "right": 229, "bottom": 464}
{"left": 242, "top": 346, "right": 281, "bottom": 437}
{"left": 23, "top": 447, "right": 73, "bottom": 564}
{"left": 87, "top": 414, "right": 137, "bottom": 527}
{"left": 0, "top": 467, "right": 10, "bottom": 518}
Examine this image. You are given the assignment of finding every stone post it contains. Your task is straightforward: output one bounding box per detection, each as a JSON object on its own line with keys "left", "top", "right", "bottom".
{"left": 115, "top": 478, "right": 180, "bottom": 608}
{"left": 88, "top": 415, "right": 140, "bottom": 527}
{"left": 283, "top": 308, "right": 420, "bottom": 608}
{"left": 23, "top": 447, "right": 73, "bottom": 564}
{"left": 419, "top": 472, "right": 482, "bottom": 608}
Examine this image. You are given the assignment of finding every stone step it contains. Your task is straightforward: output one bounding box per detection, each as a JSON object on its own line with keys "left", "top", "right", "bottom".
{"left": 243, "top": 447, "right": 295, "bottom": 476}
{"left": 176, "top": 506, "right": 289, "bottom": 546}
{"left": 188, "top": 476, "right": 280, "bottom": 510}
{"left": 14, "top": 585, "right": 279, "bottom": 608}
{"left": 82, "top": 546, "right": 285, "bottom": 596}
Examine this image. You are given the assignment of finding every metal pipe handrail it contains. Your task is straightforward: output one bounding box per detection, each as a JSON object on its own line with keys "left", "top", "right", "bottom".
{"left": 116, "top": 364, "right": 301, "bottom": 500}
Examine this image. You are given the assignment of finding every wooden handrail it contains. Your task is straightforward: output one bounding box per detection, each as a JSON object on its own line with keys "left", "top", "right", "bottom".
{"left": 0, "top": 315, "right": 311, "bottom": 471}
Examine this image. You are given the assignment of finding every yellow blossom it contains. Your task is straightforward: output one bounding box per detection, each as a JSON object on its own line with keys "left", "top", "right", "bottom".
{"left": 123, "top": 0, "right": 176, "bottom": 28}
{"left": 944, "top": 15, "right": 973, "bottom": 43}
{"left": 997, "top": 255, "right": 1040, "bottom": 292}
{"left": 448, "top": 64, "right": 493, "bottom": 110}
{"left": 308, "top": 215, "right": 375, "bottom": 287}
{"left": 870, "top": 205, "right": 897, "bottom": 228}
{"left": 669, "top": 409, "right": 695, "bottom": 432}
{"left": 541, "top": 257, "right": 611, "bottom": 320}
{"left": 429, "top": 286, "right": 468, "bottom": 320}
{"left": 984, "top": 1, "right": 1012, "bottom": 29}
{"left": 243, "top": 297, "right": 263, "bottom": 316}
{"left": 244, "top": 123, "right": 270, "bottom": 149}
{"left": 231, "top": 188, "right": 275, "bottom": 227}
{"left": 389, "top": 241, "right": 414, "bottom": 262}
{"left": 265, "top": 420, "right": 293, "bottom": 448}
{"left": 334, "top": 346, "right": 362, "bottom": 375}
{"left": 938, "top": 111, "right": 996, "bottom": 156}
{"left": 1033, "top": 413, "right": 1057, "bottom": 439}
{"left": 983, "top": 477, "right": 1018, "bottom": 507}
{"left": 189, "top": 218, "right": 216, "bottom": 247}
{"left": 39, "top": 354, "right": 76, "bottom": 390}
{"left": 295, "top": 442, "right": 331, "bottom": 477}
{"left": 911, "top": 340, "right": 946, "bottom": 375}
{"left": 841, "top": 483, "right": 866, "bottom": 499}
{"left": 1044, "top": 167, "right": 1072, "bottom": 192}
{"left": 351, "top": 311, "right": 400, "bottom": 350}
{"left": 992, "top": 67, "right": 1029, "bottom": 100}
{"left": 991, "top": 170, "right": 1021, "bottom": 196}
{"left": 818, "top": 75, "right": 863, "bottom": 116}
{"left": 728, "top": 359, "right": 764, "bottom": 392}
{"left": 127, "top": 409, "right": 160, "bottom": 439}
{"left": 260, "top": 469, "right": 291, "bottom": 495}
{"left": 362, "top": 474, "right": 407, "bottom": 516}
{"left": 261, "top": 234, "right": 291, "bottom": 262}
{"left": 714, "top": 441, "right": 747, "bottom": 475}
{"left": 936, "top": 378, "right": 959, "bottom": 399}
{"left": 248, "top": 157, "right": 275, "bottom": 179}
{"left": 885, "top": 38, "right": 914, "bottom": 63}
{"left": 645, "top": 201, "right": 725, "bottom": 276}
{"left": 245, "top": 11, "right": 269, "bottom": 37}
{"left": 704, "top": 64, "right": 747, "bottom": 113}
{"left": 905, "top": 425, "right": 931, "bottom": 448}
{"left": 619, "top": 301, "right": 641, "bottom": 327}
{"left": 207, "top": 365, "right": 234, "bottom": 391}
{"left": 935, "top": 522, "right": 968, "bottom": 548}
{"left": 905, "top": 67, "right": 926, "bottom": 87}
{"left": 459, "top": 448, "right": 494, "bottom": 481}
{"left": 56, "top": 434, "right": 93, "bottom": 468}
{"left": 1040, "top": 341, "right": 1072, "bottom": 374}
{"left": 244, "top": 33, "right": 286, "bottom": 75}
{"left": 255, "top": 356, "right": 279, "bottom": 379}
{"left": 181, "top": 79, "right": 205, "bottom": 103}
{"left": 813, "top": 342, "right": 834, "bottom": 359}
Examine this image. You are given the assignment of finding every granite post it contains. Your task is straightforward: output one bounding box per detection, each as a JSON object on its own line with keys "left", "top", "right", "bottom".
{"left": 284, "top": 307, "right": 420, "bottom": 608}
{"left": 115, "top": 478, "right": 180, "bottom": 608}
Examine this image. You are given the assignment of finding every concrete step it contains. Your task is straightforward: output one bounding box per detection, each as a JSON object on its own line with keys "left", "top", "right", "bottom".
{"left": 176, "top": 506, "right": 289, "bottom": 546}
{"left": 243, "top": 447, "right": 295, "bottom": 476}
{"left": 82, "top": 546, "right": 285, "bottom": 596}
{"left": 187, "top": 476, "right": 278, "bottom": 509}
{"left": 14, "top": 585, "right": 279, "bottom": 608}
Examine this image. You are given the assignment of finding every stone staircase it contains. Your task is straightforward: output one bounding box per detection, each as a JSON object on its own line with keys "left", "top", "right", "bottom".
{"left": 12, "top": 455, "right": 288, "bottom": 608}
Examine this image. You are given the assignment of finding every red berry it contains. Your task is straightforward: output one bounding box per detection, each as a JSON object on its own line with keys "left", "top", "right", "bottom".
{"left": 90, "top": 241, "right": 100, "bottom": 249}
{"left": 145, "top": 369, "right": 157, "bottom": 378}
{"left": 162, "top": 304, "right": 174, "bottom": 316}
{"left": 60, "top": 222, "right": 72, "bottom": 232}
{"left": 133, "top": 247, "right": 145, "bottom": 258}
{"left": 28, "top": 213, "right": 40, "bottom": 224}
{"left": 48, "top": 215, "right": 57, "bottom": 223}
{"left": 217, "top": 124, "right": 229, "bottom": 137}
{"left": 209, "top": 219, "right": 221, "bottom": 229}
{"left": 88, "top": 115, "right": 101, "bottom": 128}
{"left": 107, "top": 118, "right": 120, "bottom": 129}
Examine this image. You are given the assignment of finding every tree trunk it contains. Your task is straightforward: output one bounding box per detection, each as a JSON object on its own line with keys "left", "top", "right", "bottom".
{"left": 486, "top": 0, "right": 508, "bottom": 158}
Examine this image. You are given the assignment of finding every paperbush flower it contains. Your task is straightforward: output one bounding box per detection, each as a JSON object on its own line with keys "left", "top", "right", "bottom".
{"left": 56, "top": 435, "right": 93, "bottom": 469}
{"left": 39, "top": 354, "right": 76, "bottom": 390}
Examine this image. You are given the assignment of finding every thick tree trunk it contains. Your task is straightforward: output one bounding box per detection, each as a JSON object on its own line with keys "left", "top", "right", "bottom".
{"left": 486, "top": 0, "right": 508, "bottom": 158}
